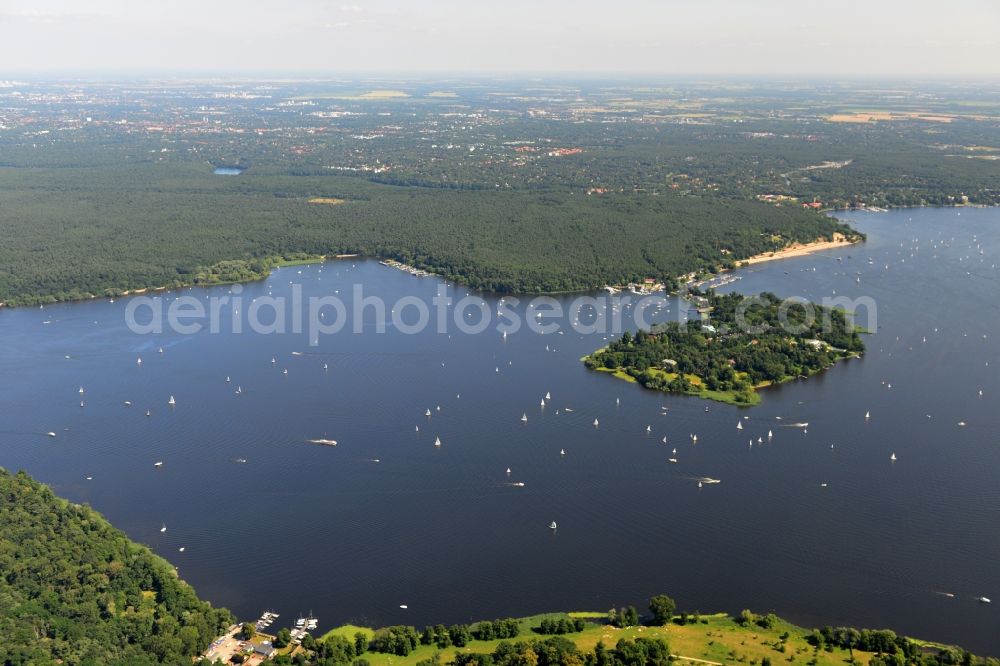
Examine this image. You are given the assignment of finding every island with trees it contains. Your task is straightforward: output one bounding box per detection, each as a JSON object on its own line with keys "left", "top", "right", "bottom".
{"left": 583, "top": 291, "right": 865, "bottom": 406}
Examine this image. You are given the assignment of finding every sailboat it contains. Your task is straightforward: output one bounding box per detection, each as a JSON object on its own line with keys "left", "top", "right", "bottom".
{"left": 145, "top": 410, "right": 151, "bottom": 417}
{"left": 323, "top": 363, "right": 329, "bottom": 370}
{"left": 434, "top": 436, "right": 441, "bottom": 447}
{"left": 415, "top": 425, "right": 419, "bottom": 432}
{"left": 890, "top": 452, "right": 897, "bottom": 461}
{"left": 692, "top": 434, "right": 698, "bottom": 443}
{"left": 506, "top": 467, "right": 511, "bottom": 475}
{"left": 78, "top": 386, "right": 85, "bottom": 395}
{"left": 160, "top": 524, "right": 167, "bottom": 533}
{"left": 661, "top": 436, "right": 667, "bottom": 444}
{"left": 768, "top": 430, "right": 773, "bottom": 439}
{"left": 137, "top": 356, "right": 142, "bottom": 365}
{"left": 698, "top": 481, "right": 703, "bottom": 488}
{"left": 167, "top": 396, "right": 176, "bottom": 406}
{"left": 865, "top": 411, "right": 870, "bottom": 419}
{"left": 736, "top": 421, "right": 743, "bottom": 430}
{"left": 549, "top": 521, "right": 558, "bottom": 530}
{"left": 540, "top": 399, "right": 545, "bottom": 407}
{"left": 158, "top": 347, "right": 164, "bottom": 354}
{"left": 545, "top": 392, "right": 551, "bottom": 400}
{"left": 425, "top": 409, "right": 432, "bottom": 417}
{"left": 225, "top": 376, "right": 231, "bottom": 383}
{"left": 521, "top": 413, "right": 528, "bottom": 422}
{"left": 646, "top": 425, "right": 651, "bottom": 433}
{"left": 593, "top": 418, "right": 599, "bottom": 427}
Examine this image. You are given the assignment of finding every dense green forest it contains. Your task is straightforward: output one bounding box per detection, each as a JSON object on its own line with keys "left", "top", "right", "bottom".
{"left": 584, "top": 291, "right": 864, "bottom": 405}
{"left": 0, "top": 468, "right": 232, "bottom": 665}
{"left": 4, "top": 78, "right": 999, "bottom": 306}
{"left": 0, "top": 163, "right": 854, "bottom": 305}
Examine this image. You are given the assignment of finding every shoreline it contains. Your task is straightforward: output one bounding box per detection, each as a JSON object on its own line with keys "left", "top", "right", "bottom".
{"left": 4, "top": 202, "right": 994, "bottom": 311}
{"left": 739, "top": 236, "right": 860, "bottom": 267}
{"left": 311, "top": 608, "right": 983, "bottom": 666}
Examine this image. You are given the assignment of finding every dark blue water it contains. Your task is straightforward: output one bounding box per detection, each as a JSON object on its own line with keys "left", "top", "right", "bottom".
{"left": 1, "top": 207, "right": 997, "bottom": 653}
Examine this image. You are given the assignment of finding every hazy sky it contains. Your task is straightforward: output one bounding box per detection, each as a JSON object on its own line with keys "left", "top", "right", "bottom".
{"left": 1, "top": 0, "right": 998, "bottom": 77}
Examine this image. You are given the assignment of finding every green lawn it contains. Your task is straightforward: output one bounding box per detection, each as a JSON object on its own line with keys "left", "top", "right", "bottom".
{"left": 323, "top": 612, "right": 875, "bottom": 666}
{"left": 591, "top": 365, "right": 761, "bottom": 406}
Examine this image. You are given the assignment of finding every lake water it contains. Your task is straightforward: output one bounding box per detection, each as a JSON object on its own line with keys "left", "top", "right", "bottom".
{"left": 1, "top": 207, "right": 998, "bottom": 653}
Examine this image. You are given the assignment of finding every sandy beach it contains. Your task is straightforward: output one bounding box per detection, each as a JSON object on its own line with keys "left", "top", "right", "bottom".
{"left": 741, "top": 236, "right": 859, "bottom": 266}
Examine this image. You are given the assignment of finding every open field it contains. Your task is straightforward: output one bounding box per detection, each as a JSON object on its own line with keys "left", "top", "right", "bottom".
{"left": 321, "top": 612, "right": 882, "bottom": 666}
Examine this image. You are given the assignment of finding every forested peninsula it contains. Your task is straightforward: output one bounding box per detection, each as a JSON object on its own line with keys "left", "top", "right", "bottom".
{"left": 0, "top": 163, "right": 856, "bottom": 306}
